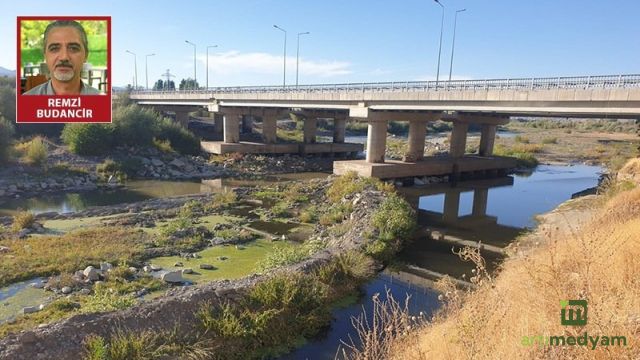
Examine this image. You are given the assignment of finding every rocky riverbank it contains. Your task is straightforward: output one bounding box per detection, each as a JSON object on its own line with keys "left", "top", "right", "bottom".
{"left": 0, "top": 177, "right": 396, "bottom": 359}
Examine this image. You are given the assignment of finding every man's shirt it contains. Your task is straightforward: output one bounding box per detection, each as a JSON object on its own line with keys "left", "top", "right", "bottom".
{"left": 24, "top": 80, "right": 102, "bottom": 95}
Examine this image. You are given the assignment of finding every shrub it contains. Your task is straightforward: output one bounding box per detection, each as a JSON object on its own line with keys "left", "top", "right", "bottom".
{"left": 112, "top": 104, "right": 159, "bottom": 147}
{"left": 24, "top": 136, "right": 48, "bottom": 167}
{"left": 11, "top": 211, "right": 35, "bottom": 232}
{"left": 327, "top": 172, "right": 366, "bottom": 203}
{"left": 370, "top": 193, "right": 416, "bottom": 259}
{"left": 61, "top": 123, "right": 114, "bottom": 155}
{"left": 209, "top": 190, "right": 237, "bottom": 210}
{"left": 156, "top": 118, "right": 201, "bottom": 155}
{"left": 514, "top": 135, "right": 530, "bottom": 144}
{"left": 0, "top": 116, "right": 14, "bottom": 163}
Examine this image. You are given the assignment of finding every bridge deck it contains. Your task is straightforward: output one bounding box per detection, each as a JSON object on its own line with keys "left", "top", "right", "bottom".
{"left": 333, "top": 155, "right": 517, "bottom": 179}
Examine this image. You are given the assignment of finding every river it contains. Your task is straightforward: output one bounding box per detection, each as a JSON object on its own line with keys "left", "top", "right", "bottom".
{"left": 0, "top": 164, "right": 601, "bottom": 358}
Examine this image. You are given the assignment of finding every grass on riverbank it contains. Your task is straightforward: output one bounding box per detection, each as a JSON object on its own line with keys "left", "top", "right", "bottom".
{"left": 84, "top": 251, "right": 376, "bottom": 360}
{"left": 0, "top": 227, "right": 147, "bottom": 287}
{"left": 375, "top": 164, "right": 640, "bottom": 359}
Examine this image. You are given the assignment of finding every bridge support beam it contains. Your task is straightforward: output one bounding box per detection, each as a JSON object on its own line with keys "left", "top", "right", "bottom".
{"left": 472, "top": 188, "right": 489, "bottom": 217}
{"left": 262, "top": 116, "right": 278, "bottom": 144}
{"left": 366, "top": 120, "right": 388, "bottom": 163}
{"left": 479, "top": 124, "right": 497, "bottom": 156}
{"left": 303, "top": 117, "right": 318, "bottom": 144}
{"left": 449, "top": 121, "right": 469, "bottom": 158}
{"left": 223, "top": 111, "right": 241, "bottom": 143}
{"left": 175, "top": 111, "right": 190, "bottom": 128}
{"left": 214, "top": 113, "right": 224, "bottom": 134}
{"left": 405, "top": 120, "right": 428, "bottom": 162}
{"left": 443, "top": 191, "right": 461, "bottom": 222}
{"left": 333, "top": 117, "right": 346, "bottom": 143}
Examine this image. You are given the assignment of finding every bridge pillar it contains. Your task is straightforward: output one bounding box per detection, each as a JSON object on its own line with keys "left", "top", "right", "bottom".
{"left": 303, "top": 117, "right": 318, "bottom": 144}
{"left": 366, "top": 120, "right": 388, "bottom": 163}
{"left": 405, "top": 120, "right": 428, "bottom": 162}
{"left": 449, "top": 121, "right": 469, "bottom": 158}
{"left": 472, "top": 188, "right": 489, "bottom": 217}
{"left": 214, "top": 113, "right": 224, "bottom": 134}
{"left": 175, "top": 111, "right": 190, "bottom": 128}
{"left": 262, "top": 116, "right": 278, "bottom": 144}
{"left": 443, "top": 191, "right": 461, "bottom": 222}
{"left": 333, "top": 117, "right": 346, "bottom": 143}
{"left": 479, "top": 124, "right": 497, "bottom": 156}
{"left": 223, "top": 111, "right": 241, "bottom": 143}
{"left": 242, "top": 115, "right": 254, "bottom": 134}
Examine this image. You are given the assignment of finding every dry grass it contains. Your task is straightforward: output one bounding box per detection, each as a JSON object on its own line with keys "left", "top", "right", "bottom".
{"left": 0, "top": 227, "right": 146, "bottom": 286}
{"left": 385, "top": 179, "right": 640, "bottom": 359}
{"left": 617, "top": 157, "right": 640, "bottom": 184}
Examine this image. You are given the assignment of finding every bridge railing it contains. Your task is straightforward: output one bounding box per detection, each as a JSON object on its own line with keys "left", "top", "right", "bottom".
{"left": 129, "top": 74, "right": 640, "bottom": 95}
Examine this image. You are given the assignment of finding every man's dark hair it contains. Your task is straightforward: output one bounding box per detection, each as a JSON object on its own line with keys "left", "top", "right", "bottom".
{"left": 43, "top": 20, "right": 89, "bottom": 54}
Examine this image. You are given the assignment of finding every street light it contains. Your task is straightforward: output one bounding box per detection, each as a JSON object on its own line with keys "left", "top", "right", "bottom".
{"left": 206, "top": 45, "right": 218, "bottom": 89}
{"left": 145, "top": 53, "right": 155, "bottom": 90}
{"left": 185, "top": 40, "right": 196, "bottom": 89}
{"left": 125, "top": 50, "right": 137, "bottom": 89}
{"left": 273, "top": 25, "right": 287, "bottom": 88}
{"left": 296, "top": 32, "right": 310, "bottom": 88}
{"left": 448, "top": 9, "right": 466, "bottom": 82}
{"left": 434, "top": 0, "right": 445, "bottom": 88}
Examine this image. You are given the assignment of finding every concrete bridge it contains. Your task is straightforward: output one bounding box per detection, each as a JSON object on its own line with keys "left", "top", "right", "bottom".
{"left": 130, "top": 74, "right": 640, "bottom": 179}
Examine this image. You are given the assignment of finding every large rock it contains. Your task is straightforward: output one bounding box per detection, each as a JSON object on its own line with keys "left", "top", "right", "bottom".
{"left": 22, "top": 306, "right": 40, "bottom": 314}
{"left": 151, "top": 158, "right": 164, "bottom": 167}
{"left": 169, "top": 158, "right": 186, "bottom": 168}
{"left": 83, "top": 266, "right": 100, "bottom": 281}
{"left": 161, "top": 270, "right": 185, "bottom": 283}
{"left": 0, "top": 246, "right": 10, "bottom": 253}
{"left": 200, "top": 264, "right": 216, "bottom": 270}
{"left": 100, "top": 262, "right": 113, "bottom": 272}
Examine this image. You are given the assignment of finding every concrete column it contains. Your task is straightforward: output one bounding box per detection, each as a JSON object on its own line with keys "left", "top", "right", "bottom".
{"left": 472, "top": 188, "right": 489, "bottom": 217}
{"left": 479, "top": 124, "right": 497, "bottom": 156}
{"left": 443, "top": 191, "right": 461, "bottom": 222}
{"left": 213, "top": 113, "right": 224, "bottom": 134}
{"left": 449, "top": 122, "right": 469, "bottom": 158}
{"left": 366, "top": 120, "right": 388, "bottom": 163}
{"left": 333, "top": 118, "right": 346, "bottom": 143}
{"left": 405, "top": 120, "right": 428, "bottom": 162}
{"left": 303, "top": 117, "right": 318, "bottom": 144}
{"left": 175, "top": 111, "right": 189, "bottom": 128}
{"left": 262, "top": 116, "right": 277, "bottom": 144}
{"left": 223, "top": 112, "right": 240, "bottom": 143}
{"left": 242, "top": 115, "right": 254, "bottom": 134}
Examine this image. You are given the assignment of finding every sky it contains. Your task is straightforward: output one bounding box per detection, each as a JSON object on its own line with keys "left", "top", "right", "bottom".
{"left": 1, "top": 0, "right": 639, "bottom": 88}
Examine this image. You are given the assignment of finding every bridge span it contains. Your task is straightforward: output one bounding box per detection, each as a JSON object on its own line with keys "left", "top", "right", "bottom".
{"left": 130, "top": 74, "right": 640, "bottom": 180}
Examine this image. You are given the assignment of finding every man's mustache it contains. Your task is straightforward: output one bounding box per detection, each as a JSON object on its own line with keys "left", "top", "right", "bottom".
{"left": 55, "top": 61, "right": 74, "bottom": 69}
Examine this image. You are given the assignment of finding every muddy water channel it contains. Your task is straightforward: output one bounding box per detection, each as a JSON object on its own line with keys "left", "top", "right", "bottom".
{"left": 0, "top": 165, "right": 601, "bottom": 358}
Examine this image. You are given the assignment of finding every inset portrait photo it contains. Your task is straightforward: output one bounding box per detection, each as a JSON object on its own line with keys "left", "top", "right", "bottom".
{"left": 16, "top": 16, "right": 112, "bottom": 123}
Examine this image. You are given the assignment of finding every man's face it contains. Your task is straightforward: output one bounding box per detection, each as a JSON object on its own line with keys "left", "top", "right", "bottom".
{"left": 44, "top": 26, "right": 87, "bottom": 83}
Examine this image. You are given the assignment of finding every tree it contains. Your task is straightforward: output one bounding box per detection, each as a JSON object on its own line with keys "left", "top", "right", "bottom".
{"left": 153, "top": 79, "right": 164, "bottom": 91}
{"left": 179, "top": 78, "right": 199, "bottom": 90}
{"left": 167, "top": 80, "right": 175, "bottom": 90}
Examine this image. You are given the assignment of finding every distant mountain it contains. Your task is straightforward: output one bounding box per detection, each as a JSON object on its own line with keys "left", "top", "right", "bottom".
{"left": 0, "top": 67, "right": 15, "bottom": 77}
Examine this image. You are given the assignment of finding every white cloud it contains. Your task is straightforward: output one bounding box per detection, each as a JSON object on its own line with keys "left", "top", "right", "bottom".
{"left": 198, "top": 51, "right": 351, "bottom": 77}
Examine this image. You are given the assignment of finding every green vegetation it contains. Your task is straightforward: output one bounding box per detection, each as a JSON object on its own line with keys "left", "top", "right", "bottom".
{"left": 61, "top": 104, "right": 200, "bottom": 156}
{"left": 508, "top": 118, "right": 637, "bottom": 133}
{"left": 0, "top": 227, "right": 146, "bottom": 287}
{"left": 81, "top": 251, "right": 375, "bottom": 359}
{"left": 0, "top": 116, "right": 15, "bottom": 164}
{"left": 61, "top": 123, "right": 114, "bottom": 155}
{"left": 366, "top": 193, "right": 416, "bottom": 261}
{"left": 514, "top": 135, "right": 530, "bottom": 144}
{"left": 23, "top": 136, "right": 48, "bottom": 167}
{"left": 493, "top": 143, "right": 540, "bottom": 168}
{"left": 541, "top": 136, "right": 558, "bottom": 144}
{"left": 257, "top": 240, "right": 325, "bottom": 271}
{"left": 95, "top": 158, "right": 141, "bottom": 182}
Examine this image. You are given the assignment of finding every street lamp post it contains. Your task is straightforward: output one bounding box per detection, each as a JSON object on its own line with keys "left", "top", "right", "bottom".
{"left": 434, "top": 0, "right": 445, "bottom": 88}
{"left": 273, "top": 25, "right": 287, "bottom": 88}
{"left": 185, "top": 40, "right": 197, "bottom": 89}
{"left": 206, "top": 45, "right": 218, "bottom": 90}
{"left": 448, "top": 9, "right": 466, "bottom": 82}
{"left": 125, "top": 50, "right": 137, "bottom": 89}
{"left": 145, "top": 53, "right": 155, "bottom": 90}
{"left": 296, "top": 32, "right": 310, "bottom": 88}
